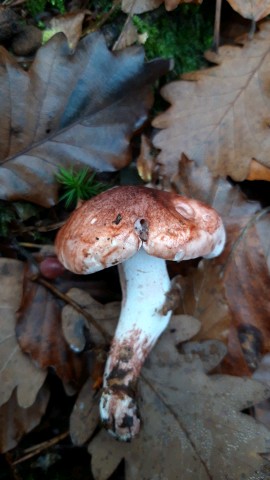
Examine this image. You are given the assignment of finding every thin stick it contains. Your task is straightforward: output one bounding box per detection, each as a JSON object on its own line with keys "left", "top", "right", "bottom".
{"left": 12, "top": 431, "right": 69, "bottom": 466}
{"left": 213, "top": 0, "right": 222, "bottom": 54}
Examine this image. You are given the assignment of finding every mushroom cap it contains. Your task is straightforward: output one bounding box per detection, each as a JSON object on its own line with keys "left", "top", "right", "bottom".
{"left": 55, "top": 186, "right": 225, "bottom": 274}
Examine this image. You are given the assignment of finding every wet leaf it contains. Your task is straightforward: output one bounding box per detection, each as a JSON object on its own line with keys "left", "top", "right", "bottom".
{"left": 0, "top": 258, "right": 46, "bottom": 408}
{"left": 17, "top": 267, "right": 90, "bottom": 393}
{"left": 227, "top": 0, "right": 270, "bottom": 21}
{"left": 0, "top": 385, "right": 50, "bottom": 453}
{"left": 89, "top": 334, "right": 270, "bottom": 480}
{"left": 153, "top": 22, "right": 270, "bottom": 181}
{"left": 0, "top": 32, "right": 169, "bottom": 207}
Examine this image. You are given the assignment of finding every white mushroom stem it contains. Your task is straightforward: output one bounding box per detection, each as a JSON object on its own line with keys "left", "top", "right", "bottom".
{"left": 100, "top": 248, "right": 172, "bottom": 441}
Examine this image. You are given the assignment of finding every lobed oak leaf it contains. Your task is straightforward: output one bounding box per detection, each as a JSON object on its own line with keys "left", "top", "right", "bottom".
{"left": 0, "top": 32, "right": 169, "bottom": 207}
{"left": 89, "top": 333, "right": 270, "bottom": 480}
{"left": 153, "top": 22, "right": 270, "bottom": 181}
{"left": 0, "top": 258, "right": 46, "bottom": 409}
{"left": 16, "top": 267, "right": 90, "bottom": 393}
{"left": 0, "top": 385, "right": 50, "bottom": 453}
{"left": 44, "top": 11, "right": 88, "bottom": 51}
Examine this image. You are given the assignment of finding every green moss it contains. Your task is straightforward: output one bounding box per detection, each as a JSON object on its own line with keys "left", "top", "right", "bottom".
{"left": 133, "top": 4, "right": 213, "bottom": 77}
{"left": 26, "top": 0, "right": 66, "bottom": 17}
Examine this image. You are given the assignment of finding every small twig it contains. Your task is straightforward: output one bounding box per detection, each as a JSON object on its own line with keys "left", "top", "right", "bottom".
{"left": 14, "top": 220, "right": 65, "bottom": 235}
{"left": 212, "top": 0, "right": 222, "bottom": 54}
{"left": 12, "top": 431, "right": 69, "bottom": 466}
{"left": 37, "top": 276, "right": 112, "bottom": 342}
{"left": 19, "top": 242, "right": 54, "bottom": 249}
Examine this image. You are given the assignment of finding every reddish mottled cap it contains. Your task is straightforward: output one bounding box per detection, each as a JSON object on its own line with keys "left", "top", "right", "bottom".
{"left": 55, "top": 186, "right": 225, "bottom": 274}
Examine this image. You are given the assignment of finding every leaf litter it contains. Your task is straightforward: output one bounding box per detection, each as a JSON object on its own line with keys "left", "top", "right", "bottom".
{"left": 1, "top": 2, "right": 270, "bottom": 478}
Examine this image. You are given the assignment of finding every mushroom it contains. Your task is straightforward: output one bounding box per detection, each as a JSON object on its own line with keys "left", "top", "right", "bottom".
{"left": 55, "top": 185, "right": 225, "bottom": 441}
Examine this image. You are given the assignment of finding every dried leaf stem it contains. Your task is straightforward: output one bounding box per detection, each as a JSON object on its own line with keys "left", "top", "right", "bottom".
{"left": 12, "top": 431, "right": 69, "bottom": 466}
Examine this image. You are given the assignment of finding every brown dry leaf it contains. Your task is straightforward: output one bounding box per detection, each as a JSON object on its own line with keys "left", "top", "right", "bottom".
{"left": 0, "top": 32, "right": 169, "bottom": 207}
{"left": 172, "top": 157, "right": 270, "bottom": 376}
{"left": 45, "top": 11, "right": 88, "bottom": 51}
{"left": 227, "top": 0, "right": 270, "bottom": 21}
{"left": 0, "top": 258, "right": 46, "bottom": 409}
{"left": 153, "top": 22, "right": 270, "bottom": 181}
{"left": 114, "top": 19, "right": 139, "bottom": 50}
{"left": 121, "top": 0, "right": 201, "bottom": 13}
{"left": 89, "top": 332, "right": 270, "bottom": 480}
{"left": 61, "top": 288, "right": 119, "bottom": 352}
{"left": 70, "top": 377, "right": 100, "bottom": 446}
{"left": 0, "top": 385, "right": 50, "bottom": 453}
{"left": 246, "top": 159, "right": 270, "bottom": 181}
{"left": 17, "top": 267, "right": 90, "bottom": 393}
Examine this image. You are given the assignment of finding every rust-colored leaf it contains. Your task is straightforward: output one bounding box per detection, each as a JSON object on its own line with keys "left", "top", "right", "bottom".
{"left": 0, "top": 386, "right": 50, "bottom": 453}
{"left": 227, "top": 0, "right": 270, "bottom": 21}
{"left": 17, "top": 266, "right": 90, "bottom": 392}
{"left": 0, "top": 258, "right": 46, "bottom": 408}
{"left": 153, "top": 22, "right": 270, "bottom": 181}
{"left": 0, "top": 32, "right": 169, "bottom": 206}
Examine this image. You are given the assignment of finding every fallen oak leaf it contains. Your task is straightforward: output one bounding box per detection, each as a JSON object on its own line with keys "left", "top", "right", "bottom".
{"left": 70, "top": 377, "right": 100, "bottom": 446}
{"left": 227, "top": 0, "right": 270, "bottom": 21}
{"left": 0, "top": 32, "right": 170, "bottom": 207}
{"left": 69, "top": 308, "right": 201, "bottom": 448}
{"left": 0, "top": 258, "right": 46, "bottom": 408}
{"left": 89, "top": 334, "right": 270, "bottom": 480}
{"left": 16, "top": 265, "right": 91, "bottom": 393}
{"left": 0, "top": 385, "right": 50, "bottom": 454}
{"left": 61, "top": 288, "right": 119, "bottom": 352}
{"left": 153, "top": 22, "right": 270, "bottom": 181}
{"left": 43, "top": 11, "right": 89, "bottom": 51}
